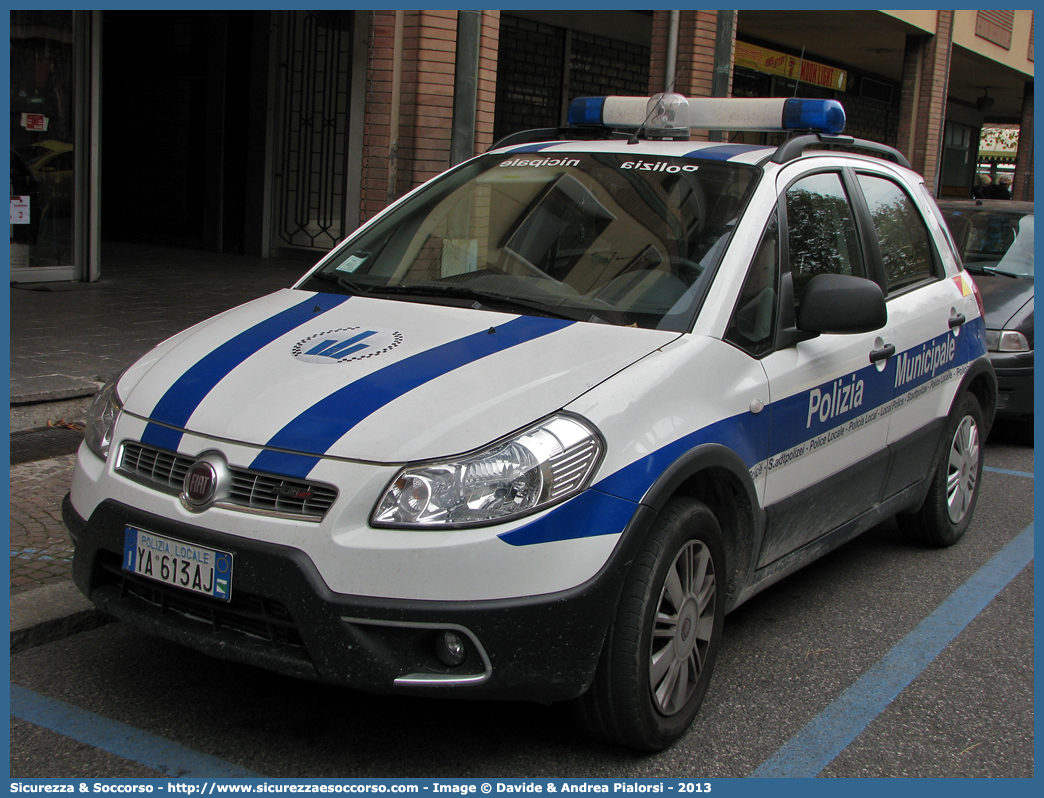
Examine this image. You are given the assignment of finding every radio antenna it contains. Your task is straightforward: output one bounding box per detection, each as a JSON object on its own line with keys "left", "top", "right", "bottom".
{"left": 792, "top": 46, "right": 806, "bottom": 97}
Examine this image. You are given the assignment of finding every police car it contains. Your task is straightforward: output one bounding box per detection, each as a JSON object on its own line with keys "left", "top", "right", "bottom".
{"left": 65, "top": 94, "right": 996, "bottom": 751}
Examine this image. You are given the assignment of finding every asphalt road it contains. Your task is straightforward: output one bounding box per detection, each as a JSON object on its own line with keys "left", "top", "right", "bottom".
{"left": 9, "top": 422, "right": 1034, "bottom": 779}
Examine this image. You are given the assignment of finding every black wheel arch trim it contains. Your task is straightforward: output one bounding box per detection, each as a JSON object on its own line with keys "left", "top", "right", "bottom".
{"left": 952, "top": 355, "right": 997, "bottom": 436}
{"left": 631, "top": 442, "right": 766, "bottom": 612}
{"left": 898, "top": 355, "right": 996, "bottom": 519}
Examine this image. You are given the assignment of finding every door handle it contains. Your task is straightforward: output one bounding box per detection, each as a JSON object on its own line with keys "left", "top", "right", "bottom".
{"left": 869, "top": 343, "right": 895, "bottom": 363}
{"left": 949, "top": 313, "right": 967, "bottom": 329}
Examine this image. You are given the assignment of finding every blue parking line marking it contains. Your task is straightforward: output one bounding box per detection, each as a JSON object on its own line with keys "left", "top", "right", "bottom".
{"left": 751, "top": 522, "right": 1034, "bottom": 778}
{"left": 10, "top": 685, "right": 260, "bottom": 778}
{"left": 984, "top": 466, "right": 1034, "bottom": 479}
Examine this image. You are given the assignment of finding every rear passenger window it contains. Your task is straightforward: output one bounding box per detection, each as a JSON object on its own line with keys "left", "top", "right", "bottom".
{"left": 857, "top": 174, "right": 937, "bottom": 290}
{"left": 785, "top": 172, "right": 864, "bottom": 302}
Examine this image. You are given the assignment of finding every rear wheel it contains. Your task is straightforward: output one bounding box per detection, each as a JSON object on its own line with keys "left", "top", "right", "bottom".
{"left": 571, "top": 498, "right": 725, "bottom": 751}
{"left": 898, "top": 392, "right": 984, "bottom": 546}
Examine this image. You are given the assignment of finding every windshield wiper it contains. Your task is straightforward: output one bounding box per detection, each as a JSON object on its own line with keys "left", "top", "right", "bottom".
{"left": 309, "top": 270, "right": 374, "bottom": 295}
{"left": 980, "top": 265, "right": 1023, "bottom": 279}
{"left": 370, "top": 283, "right": 605, "bottom": 323}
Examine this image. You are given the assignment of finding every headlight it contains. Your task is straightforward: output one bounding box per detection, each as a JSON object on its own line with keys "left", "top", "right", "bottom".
{"left": 985, "top": 329, "right": 1030, "bottom": 352}
{"left": 84, "top": 370, "right": 124, "bottom": 460}
{"left": 372, "top": 414, "right": 604, "bottom": 528}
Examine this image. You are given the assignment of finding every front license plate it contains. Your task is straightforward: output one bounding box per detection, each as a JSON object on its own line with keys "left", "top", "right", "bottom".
{"left": 123, "top": 526, "right": 233, "bottom": 601}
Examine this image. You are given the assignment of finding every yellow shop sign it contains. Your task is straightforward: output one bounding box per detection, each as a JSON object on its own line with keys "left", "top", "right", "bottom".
{"left": 735, "top": 41, "right": 848, "bottom": 91}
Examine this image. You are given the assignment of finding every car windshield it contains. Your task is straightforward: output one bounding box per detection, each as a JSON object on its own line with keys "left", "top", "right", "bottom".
{"left": 300, "top": 152, "right": 760, "bottom": 331}
{"left": 941, "top": 207, "right": 1034, "bottom": 279}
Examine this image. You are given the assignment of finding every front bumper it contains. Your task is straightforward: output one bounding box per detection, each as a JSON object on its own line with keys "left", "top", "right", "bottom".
{"left": 65, "top": 495, "right": 651, "bottom": 702}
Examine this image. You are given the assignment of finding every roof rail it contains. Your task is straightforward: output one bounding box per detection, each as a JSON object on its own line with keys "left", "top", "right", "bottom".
{"left": 771, "top": 134, "right": 911, "bottom": 169}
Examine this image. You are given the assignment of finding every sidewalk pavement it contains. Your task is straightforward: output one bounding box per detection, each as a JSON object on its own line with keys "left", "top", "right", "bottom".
{"left": 9, "top": 241, "right": 317, "bottom": 650}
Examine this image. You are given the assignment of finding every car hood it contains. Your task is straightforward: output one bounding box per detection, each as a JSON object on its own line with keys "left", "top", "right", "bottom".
{"left": 119, "top": 289, "right": 678, "bottom": 467}
{"left": 973, "top": 272, "right": 1034, "bottom": 329}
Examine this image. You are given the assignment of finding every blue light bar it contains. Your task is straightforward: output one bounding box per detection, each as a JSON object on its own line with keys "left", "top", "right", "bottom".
{"left": 568, "top": 97, "right": 606, "bottom": 127}
{"left": 783, "top": 99, "right": 846, "bottom": 135}
{"left": 566, "top": 95, "right": 847, "bottom": 136}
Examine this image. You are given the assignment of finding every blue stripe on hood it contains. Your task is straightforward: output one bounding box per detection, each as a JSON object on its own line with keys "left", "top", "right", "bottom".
{"left": 249, "top": 316, "right": 576, "bottom": 479}
{"left": 141, "top": 294, "right": 350, "bottom": 452}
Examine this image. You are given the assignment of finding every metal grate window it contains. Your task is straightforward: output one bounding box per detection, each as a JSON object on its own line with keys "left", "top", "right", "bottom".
{"left": 493, "top": 15, "right": 565, "bottom": 142}
{"left": 272, "top": 10, "right": 355, "bottom": 252}
{"left": 568, "top": 31, "right": 650, "bottom": 100}
{"left": 119, "top": 442, "right": 337, "bottom": 521}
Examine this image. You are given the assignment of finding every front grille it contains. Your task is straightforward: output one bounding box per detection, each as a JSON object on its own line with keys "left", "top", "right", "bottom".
{"left": 119, "top": 442, "right": 338, "bottom": 520}
{"left": 121, "top": 444, "right": 191, "bottom": 491}
{"left": 98, "top": 551, "right": 306, "bottom": 649}
{"left": 229, "top": 471, "right": 338, "bottom": 518}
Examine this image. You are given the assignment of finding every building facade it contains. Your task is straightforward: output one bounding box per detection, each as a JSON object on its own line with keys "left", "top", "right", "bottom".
{"left": 9, "top": 9, "right": 1034, "bottom": 283}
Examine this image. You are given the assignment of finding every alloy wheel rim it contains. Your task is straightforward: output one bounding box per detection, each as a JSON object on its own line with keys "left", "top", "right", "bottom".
{"left": 946, "top": 415, "right": 980, "bottom": 525}
{"left": 649, "top": 540, "right": 716, "bottom": 716}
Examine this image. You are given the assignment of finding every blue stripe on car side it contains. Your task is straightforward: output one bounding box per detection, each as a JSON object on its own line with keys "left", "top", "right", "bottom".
{"left": 249, "top": 316, "right": 576, "bottom": 479}
{"left": 499, "top": 410, "right": 762, "bottom": 547}
{"left": 503, "top": 322, "right": 988, "bottom": 546}
{"left": 140, "top": 294, "right": 350, "bottom": 452}
{"left": 498, "top": 488, "right": 638, "bottom": 547}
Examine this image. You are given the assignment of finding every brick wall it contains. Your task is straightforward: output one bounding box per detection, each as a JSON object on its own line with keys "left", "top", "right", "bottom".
{"left": 897, "top": 12, "right": 953, "bottom": 191}
{"left": 918, "top": 11, "right": 953, "bottom": 192}
{"left": 475, "top": 12, "right": 500, "bottom": 154}
{"left": 407, "top": 10, "right": 458, "bottom": 187}
{"left": 362, "top": 10, "right": 499, "bottom": 223}
{"left": 361, "top": 10, "right": 396, "bottom": 222}
{"left": 1012, "top": 81, "right": 1034, "bottom": 201}
{"left": 648, "top": 11, "right": 735, "bottom": 141}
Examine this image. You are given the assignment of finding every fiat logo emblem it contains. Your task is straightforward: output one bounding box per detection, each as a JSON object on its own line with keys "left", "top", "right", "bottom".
{"left": 680, "top": 617, "right": 692, "bottom": 641}
{"left": 184, "top": 461, "right": 217, "bottom": 507}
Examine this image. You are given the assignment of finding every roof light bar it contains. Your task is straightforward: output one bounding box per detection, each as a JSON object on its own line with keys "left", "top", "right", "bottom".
{"left": 568, "top": 94, "right": 691, "bottom": 139}
{"left": 782, "top": 98, "right": 847, "bottom": 135}
{"left": 567, "top": 95, "right": 846, "bottom": 136}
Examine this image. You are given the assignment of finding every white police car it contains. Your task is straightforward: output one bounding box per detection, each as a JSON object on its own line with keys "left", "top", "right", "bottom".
{"left": 65, "top": 94, "right": 996, "bottom": 751}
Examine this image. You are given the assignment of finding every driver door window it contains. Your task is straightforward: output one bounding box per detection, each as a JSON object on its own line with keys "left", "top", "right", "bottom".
{"left": 785, "top": 172, "right": 866, "bottom": 304}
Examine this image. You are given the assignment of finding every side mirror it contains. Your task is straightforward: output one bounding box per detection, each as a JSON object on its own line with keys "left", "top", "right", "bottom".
{"left": 797, "top": 273, "right": 887, "bottom": 334}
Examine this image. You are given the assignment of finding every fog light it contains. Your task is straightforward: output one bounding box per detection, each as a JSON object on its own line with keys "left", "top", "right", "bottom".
{"left": 436, "top": 630, "right": 467, "bottom": 667}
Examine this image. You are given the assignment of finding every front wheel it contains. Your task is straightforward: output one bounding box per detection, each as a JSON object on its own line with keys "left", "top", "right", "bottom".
{"left": 570, "top": 498, "right": 725, "bottom": 751}
{"left": 898, "top": 392, "right": 984, "bottom": 546}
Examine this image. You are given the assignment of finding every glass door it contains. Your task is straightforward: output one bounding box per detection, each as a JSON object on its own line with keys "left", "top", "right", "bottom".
{"left": 11, "top": 10, "right": 77, "bottom": 280}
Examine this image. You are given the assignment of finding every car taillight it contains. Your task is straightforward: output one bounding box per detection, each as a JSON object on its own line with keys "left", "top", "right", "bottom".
{"left": 956, "top": 272, "right": 987, "bottom": 320}
{"left": 969, "top": 275, "right": 987, "bottom": 320}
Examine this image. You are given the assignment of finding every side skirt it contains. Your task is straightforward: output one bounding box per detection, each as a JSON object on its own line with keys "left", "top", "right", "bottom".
{"left": 731, "top": 477, "right": 927, "bottom": 610}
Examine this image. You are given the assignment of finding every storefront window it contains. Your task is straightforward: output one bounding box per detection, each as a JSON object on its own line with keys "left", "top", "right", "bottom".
{"left": 10, "top": 11, "right": 75, "bottom": 274}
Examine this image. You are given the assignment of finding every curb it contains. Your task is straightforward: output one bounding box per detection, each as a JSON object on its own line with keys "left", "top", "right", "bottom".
{"left": 10, "top": 395, "right": 95, "bottom": 433}
{"left": 10, "top": 581, "right": 112, "bottom": 655}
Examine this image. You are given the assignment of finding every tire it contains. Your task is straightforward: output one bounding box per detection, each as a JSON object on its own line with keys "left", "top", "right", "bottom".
{"left": 897, "top": 392, "right": 984, "bottom": 546}
{"left": 570, "top": 498, "right": 726, "bottom": 751}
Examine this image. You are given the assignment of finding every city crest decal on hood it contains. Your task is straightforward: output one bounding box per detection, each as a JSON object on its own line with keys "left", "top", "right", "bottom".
{"left": 292, "top": 327, "right": 403, "bottom": 364}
